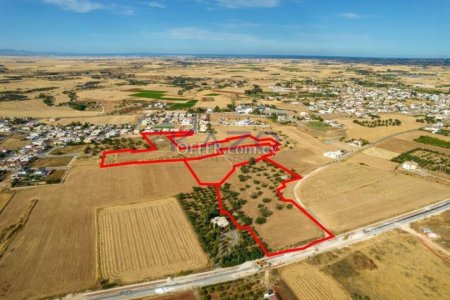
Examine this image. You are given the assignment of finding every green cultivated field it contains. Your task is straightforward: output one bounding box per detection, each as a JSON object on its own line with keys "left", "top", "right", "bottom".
{"left": 130, "top": 90, "right": 197, "bottom": 109}
{"left": 169, "top": 100, "right": 198, "bottom": 110}
{"left": 131, "top": 90, "right": 166, "bottom": 99}
{"left": 131, "top": 90, "right": 187, "bottom": 101}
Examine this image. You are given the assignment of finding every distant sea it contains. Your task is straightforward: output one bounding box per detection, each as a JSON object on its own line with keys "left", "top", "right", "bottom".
{"left": 0, "top": 49, "right": 448, "bottom": 65}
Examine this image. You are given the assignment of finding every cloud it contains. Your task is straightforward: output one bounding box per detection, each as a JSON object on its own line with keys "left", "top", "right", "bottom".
{"left": 164, "top": 27, "right": 258, "bottom": 43}
{"left": 119, "top": 7, "right": 134, "bottom": 15}
{"left": 43, "top": 0, "right": 103, "bottom": 13}
{"left": 218, "top": 20, "right": 262, "bottom": 28}
{"left": 147, "top": 1, "right": 165, "bottom": 9}
{"left": 216, "top": 0, "right": 280, "bottom": 9}
{"left": 337, "top": 12, "right": 366, "bottom": 19}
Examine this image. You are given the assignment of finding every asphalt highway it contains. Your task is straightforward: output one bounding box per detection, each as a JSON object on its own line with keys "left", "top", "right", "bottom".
{"left": 69, "top": 198, "right": 450, "bottom": 300}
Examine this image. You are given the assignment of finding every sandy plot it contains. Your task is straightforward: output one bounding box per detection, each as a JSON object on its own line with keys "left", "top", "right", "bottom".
{"left": 297, "top": 162, "right": 450, "bottom": 233}
{"left": 363, "top": 147, "right": 399, "bottom": 160}
{"left": 336, "top": 114, "right": 423, "bottom": 142}
{"left": 280, "top": 263, "right": 350, "bottom": 300}
{"left": 98, "top": 199, "right": 208, "bottom": 283}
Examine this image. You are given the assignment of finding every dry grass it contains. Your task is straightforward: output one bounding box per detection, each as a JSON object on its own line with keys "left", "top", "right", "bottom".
{"left": 0, "top": 99, "right": 101, "bottom": 118}
{"left": 31, "top": 156, "right": 73, "bottom": 168}
{"left": 0, "top": 199, "right": 38, "bottom": 260}
{"left": 411, "top": 210, "right": 450, "bottom": 251}
{"left": 336, "top": 114, "right": 423, "bottom": 142}
{"left": 320, "top": 230, "right": 450, "bottom": 299}
{"left": 143, "top": 291, "right": 197, "bottom": 300}
{"left": 376, "top": 135, "right": 450, "bottom": 156}
{"left": 297, "top": 162, "right": 450, "bottom": 233}
{"left": 225, "top": 160, "right": 323, "bottom": 251}
{"left": 346, "top": 152, "right": 398, "bottom": 172}
{"left": 0, "top": 136, "right": 28, "bottom": 151}
{"left": 51, "top": 114, "right": 139, "bottom": 126}
{"left": 0, "top": 162, "right": 198, "bottom": 300}
{"left": 362, "top": 146, "right": 399, "bottom": 160}
{"left": 98, "top": 198, "right": 209, "bottom": 283}
{"left": 280, "top": 263, "right": 350, "bottom": 300}
{"left": 271, "top": 126, "right": 336, "bottom": 175}
{"left": 0, "top": 191, "right": 14, "bottom": 213}
{"left": 49, "top": 145, "right": 86, "bottom": 155}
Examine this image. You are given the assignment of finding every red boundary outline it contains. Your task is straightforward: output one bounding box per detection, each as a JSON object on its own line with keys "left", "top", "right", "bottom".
{"left": 100, "top": 130, "right": 335, "bottom": 257}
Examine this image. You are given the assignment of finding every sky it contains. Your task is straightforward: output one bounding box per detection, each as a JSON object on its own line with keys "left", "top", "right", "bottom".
{"left": 0, "top": 0, "right": 449, "bottom": 58}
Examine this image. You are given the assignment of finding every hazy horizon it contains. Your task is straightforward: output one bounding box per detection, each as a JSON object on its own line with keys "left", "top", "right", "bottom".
{"left": 1, "top": 0, "right": 449, "bottom": 58}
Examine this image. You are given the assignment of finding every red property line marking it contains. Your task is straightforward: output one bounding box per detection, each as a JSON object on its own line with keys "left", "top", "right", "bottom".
{"left": 100, "top": 131, "right": 335, "bottom": 257}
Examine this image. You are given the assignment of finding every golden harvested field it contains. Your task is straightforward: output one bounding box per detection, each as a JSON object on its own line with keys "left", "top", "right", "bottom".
{"left": 98, "top": 199, "right": 208, "bottom": 283}
{"left": 271, "top": 126, "right": 336, "bottom": 175}
{"left": 394, "top": 130, "right": 450, "bottom": 142}
{"left": 376, "top": 136, "right": 450, "bottom": 156}
{"left": 31, "top": 156, "right": 73, "bottom": 168}
{"left": 0, "top": 99, "right": 101, "bottom": 118}
{"left": 297, "top": 162, "right": 450, "bottom": 233}
{"left": 280, "top": 263, "right": 350, "bottom": 300}
{"left": 187, "top": 156, "right": 234, "bottom": 183}
{"left": 316, "top": 230, "right": 450, "bottom": 300}
{"left": 0, "top": 192, "right": 14, "bottom": 214}
{"left": 0, "top": 162, "right": 198, "bottom": 300}
{"left": 336, "top": 114, "right": 423, "bottom": 142}
{"left": 346, "top": 152, "right": 398, "bottom": 172}
{"left": 362, "top": 146, "right": 399, "bottom": 160}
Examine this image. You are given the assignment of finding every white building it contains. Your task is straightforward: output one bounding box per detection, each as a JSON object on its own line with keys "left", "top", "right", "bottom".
{"left": 211, "top": 216, "right": 229, "bottom": 228}
{"left": 323, "top": 150, "right": 345, "bottom": 160}
{"left": 401, "top": 161, "right": 418, "bottom": 170}
{"left": 235, "top": 105, "right": 253, "bottom": 114}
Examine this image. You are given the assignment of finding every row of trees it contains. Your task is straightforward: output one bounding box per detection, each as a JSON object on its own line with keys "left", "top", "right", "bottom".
{"left": 353, "top": 118, "right": 401, "bottom": 127}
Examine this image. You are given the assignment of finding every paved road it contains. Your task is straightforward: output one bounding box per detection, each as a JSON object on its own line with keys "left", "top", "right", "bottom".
{"left": 69, "top": 198, "right": 450, "bottom": 300}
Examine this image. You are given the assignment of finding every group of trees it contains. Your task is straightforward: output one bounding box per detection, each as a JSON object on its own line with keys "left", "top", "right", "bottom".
{"left": 353, "top": 118, "right": 401, "bottom": 127}
{"left": 245, "top": 84, "right": 263, "bottom": 96}
{"left": 414, "top": 135, "right": 450, "bottom": 149}
{"left": 176, "top": 186, "right": 264, "bottom": 267}
{"left": 199, "top": 275, "right": 266, "bottom": 300}
{"left": 416, "top": 116, "right": 436, "bottom": 124}
{"left": 38, "top": 93, "right": 55, "bottom": 106}
{"left": 392, "top": 148, "right": 449, "bottom": 174}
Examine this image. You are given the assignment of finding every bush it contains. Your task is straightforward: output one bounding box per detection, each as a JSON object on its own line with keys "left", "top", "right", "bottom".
{"left": 255, "top": 216, "right": 267, "bottom": 224}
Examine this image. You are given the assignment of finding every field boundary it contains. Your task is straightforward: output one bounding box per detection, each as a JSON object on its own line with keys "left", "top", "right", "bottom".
{"left": 100, "top": 131, "right": 335, "bottom": 257}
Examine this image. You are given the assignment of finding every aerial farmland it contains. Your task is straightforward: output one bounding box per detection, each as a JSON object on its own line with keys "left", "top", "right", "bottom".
{"left": 0, "top": 55, "right": 449, "bottom": 300}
